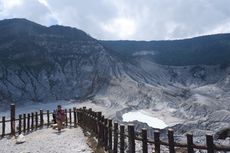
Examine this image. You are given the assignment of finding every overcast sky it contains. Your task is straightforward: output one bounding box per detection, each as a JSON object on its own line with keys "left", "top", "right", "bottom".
{"left": 1, "top": 0, "right": 230, "bottom": 40}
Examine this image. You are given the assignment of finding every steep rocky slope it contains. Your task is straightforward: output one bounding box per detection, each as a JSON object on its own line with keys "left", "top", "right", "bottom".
{"left": 0, "top": 19, "right": 118, "bottom": 107}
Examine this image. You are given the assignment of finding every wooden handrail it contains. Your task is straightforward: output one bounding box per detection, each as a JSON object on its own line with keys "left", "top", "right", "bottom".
{"left": 1, "top": 105, "right": 230, "bottom": 153}
{"left": 77, "top": 107, "right": 230, "bottom": 153}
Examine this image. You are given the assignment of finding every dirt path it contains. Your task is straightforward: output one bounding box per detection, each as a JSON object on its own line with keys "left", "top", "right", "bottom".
{"left": 0, "top": 127, "right": 92, "bottom": 153}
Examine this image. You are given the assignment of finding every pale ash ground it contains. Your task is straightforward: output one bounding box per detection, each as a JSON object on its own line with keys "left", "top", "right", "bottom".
{"left": 0, "top": 127, "right": 92, "bottom": 153}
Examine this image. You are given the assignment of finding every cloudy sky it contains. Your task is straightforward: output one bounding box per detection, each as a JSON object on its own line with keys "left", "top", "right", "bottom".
{"left": 1, "top": 0, "right": 230, "bottom": 40}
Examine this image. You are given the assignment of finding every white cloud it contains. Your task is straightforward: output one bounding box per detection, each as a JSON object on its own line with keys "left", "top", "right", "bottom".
{"left": 2, "top": 0, "right": 23, "bottom": 10}
{"left": 101, "top": 17, "right": 136, "bottom": 39}
{"left": 38, "top": 0, "right": 48, "bottom": 7}
{"left": 0, "top": 0, "right": 59, "bottom": 25}
{"left": 1, "top": 0, "right": 230, "bottom": 40}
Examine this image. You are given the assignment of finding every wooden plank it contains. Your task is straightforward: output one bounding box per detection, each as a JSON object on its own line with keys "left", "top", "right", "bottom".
{"left": 97, "top": 112, "right": 102, "bottom": 145}
{"left": 2, "top": 116, "right": 5, "bottom": 137}
{"left": 77, "top": 108, "right": 82, "bottom": 125}
{"left": 73, "top": 107, "right": 77, "bottom": 128}
{"left": 93, "top": 112, "right": 97, "bottom": 133}
{"left": 10, "top": 104, "right": 16, "bottom": 136}
{"left": 206, "top": 134, "right": 214, "bottom": 153}
{"left": 65, "top": 109, "right": 68, "bottom": 126}
{"left": 168, "top": 128, "right": 175, "bottom": 153}
{"left": 40, "top": 110, "right": 43, "bottom": 128}
{"left": 27, "top": 113, "right": 30, "bottom": 133}
{"left": 154, "top": 130, "right": 160, "bottom": 153}
{"left": 47, "top": 110, "right": 50, "bottom": 127}
{"left": 187, "top": 133, "right": 194, "bottom": 153}
{"left": 31, "top": 113, "right": 34, "bottom": 131}
{"left": 97, "top": 112, "right": 102, "bottom": 133}
{"left": 108, "top": 119, "right": 113, "bottom": 151}
{"left": 142, "top": 128, "right": 148, "bottom": 153}
{"left": 88, "top": 109, "right": 92, "bottom": 131}
{"left": 104, "top": 118, "right": 108, "bottom": 150}
{"left": 18, "top": 115, "right": 22, "bottom": 134}
{"left": 35, "top": 112, "right": 38, "bottom": 129}
{"left": 128, "top": 124, "right": 135, "bottom": 153}
{"left": 113, "top": 122, "right": 118, "bottom": 153}
{"left": 101, "top": 115, "right": 105, "bottom": 145}
{"left": 120, "top": 124, "right": 125, "bottom": 153}
{"left": 69, "top": 108, "right": 72, "bottom": 125}
{"left": 23, "top": 114, "right": 26, "bottom": 133}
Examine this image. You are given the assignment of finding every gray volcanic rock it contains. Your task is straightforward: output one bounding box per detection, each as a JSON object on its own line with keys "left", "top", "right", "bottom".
{"left": 208, "top": 110, "right": 230, "bottom": 122}
{"left": 0, "top": 18, "right": 117, "bottom": 108}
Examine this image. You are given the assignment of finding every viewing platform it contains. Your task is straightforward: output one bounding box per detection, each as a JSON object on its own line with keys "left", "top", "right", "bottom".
{"left": 0, "top": 104, "right": 230, "bottom": 153}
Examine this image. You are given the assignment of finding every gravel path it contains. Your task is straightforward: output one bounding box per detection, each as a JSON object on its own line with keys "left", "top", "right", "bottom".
{"left": 0, "top": 127, "right": 92, "bottom": 153}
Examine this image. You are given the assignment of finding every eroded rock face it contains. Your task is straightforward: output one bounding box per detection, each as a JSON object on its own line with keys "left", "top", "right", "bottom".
{"left": 0, "top": 19, "right": 117, "bottom": 107}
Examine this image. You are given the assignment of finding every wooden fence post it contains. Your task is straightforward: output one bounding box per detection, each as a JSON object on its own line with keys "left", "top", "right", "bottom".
{"left": 128, "top": 124, "right": 135, "bottom": 153}
{"left": 35, "top": 112, "right": 38, "bottom": 129}
{"left": 65, "top": 109, "right": 68, "bottom": 127}
{"left": 101, "top": 115, "right": 105, "bottom": 146}
{"left": 97, "top": 112, "right": 102, "bottom": 133}
{"left": 81, "top": 108, "right": 84, "bottom": 125}
{"left": 40, "top": 109, "right": 43, "bottom": 128}
{"left": 108, "top": 119, "right": 113, "bottom": 151}
{"left": 78, "top": 108, "right": 82, "bottom": 125}
{"left": 69, "top": 108, "right": 72, "bottom": 126}
{"left": 47, "top": 110, "right": 50, "bottom": 127}
{"left": 86, "top": 109, "right": 90, "bottom": 128}
{"left": 93, "top": 112, "right": 97, "bottom": 133}
{"left": 82, "top": 107, "right": 86, "bottom": 126}
{"left": 10, "top": 104, "right": 16, "bottom": 136}
{"left": 2, "top": 116, "right": 5, "bottom": 137}
{"left": 154, "top": 130, "right": 160, "bottom": 153}
{"left": 168, "top": 128, "right": 175, "bottom": 153}
{"left": 23, "top": 114, "right": 26, "bottom": 133}
{"left": 90, "top": 110, "right": 93, "bottom": 130}
{"left": 18, "top": 115, "right": 22, "bottom": 134}
{"left": 88, "top": 108, "right": 92, "bottom": 131}
{"left": 104, "top": 118, "right": 108, "bottom": 150}
{"left": 97, "top": 112, "right": 102, "bottom": 145}
{"left": 73, "top": 107, "right": 77, "bottom": 128}
{"left": 27, "top": 113, "right": 30, "bottom": 133}
{"left": 120, "top": 124, "right": 125, "bottom": 153}
{"left": 206, "top": 134, "right": 214, "bottom": 153}
{"left": 84, "top": 108, "right": 87, "bottom": 127}
{"left": 31, "top": 113, "right": 34, "bottom": 131}
{"left": 113, "top": 122, "right": 118, "bottom": 153}
{"left": 187, "top": 133, "right": 194, "bottom": 153}
{"left": 85, "top": 108, "right": 88, "bottom": 127}
{"left": 142, "top": 128, "right": 148, "bottom": 153}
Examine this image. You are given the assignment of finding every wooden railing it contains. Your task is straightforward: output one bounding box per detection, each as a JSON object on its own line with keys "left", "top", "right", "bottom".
{"left": 77, "top": 107, "right": 230, "bottom": 153}
{"left": 0, "top": 104, "right": 230, "bottom": 153}
{"left": 0, "top": 104, "right": 78, "bottom": 137}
